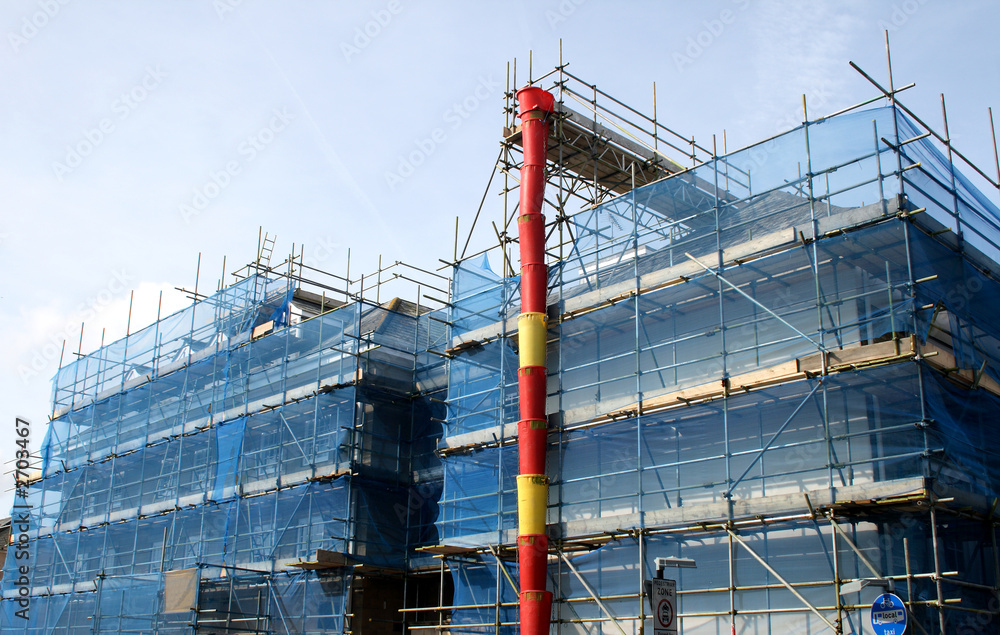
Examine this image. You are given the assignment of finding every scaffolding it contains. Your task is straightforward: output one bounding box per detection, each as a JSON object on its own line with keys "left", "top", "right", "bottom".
{"left": 1, "top": 245, "right": 452, "bottom": 634}
{"left": 425, "top": 58, "right": 1000, "bottom": 634}
{"left": 5, "top": 51, "right": 1000, "bottom": 634}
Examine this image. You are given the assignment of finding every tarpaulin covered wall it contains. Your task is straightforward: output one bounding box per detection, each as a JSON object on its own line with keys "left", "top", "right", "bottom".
{"left": 438, "top": 105, "right": 1000, "bottom": 633}
{"left": 1, "top": 274, "right": 449, "bottom": 633}
{"left": 6, "top": 97, "right": 1000, "bottom": 633}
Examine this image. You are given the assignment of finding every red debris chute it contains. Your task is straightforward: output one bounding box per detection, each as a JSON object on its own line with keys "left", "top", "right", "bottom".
{"left": 514, "top": 85, "right": 555, "bottom": 635}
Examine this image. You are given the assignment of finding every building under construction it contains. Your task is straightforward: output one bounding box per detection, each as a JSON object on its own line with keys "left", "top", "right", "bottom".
{"left": 4, "top": 59, "right": 1000, "bottom": 634}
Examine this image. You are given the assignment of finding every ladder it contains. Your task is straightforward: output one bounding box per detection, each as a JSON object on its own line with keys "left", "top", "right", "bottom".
{"left": 252, "top": 231, "right": 277, "bottom": 304}
{"left": 256, "top": 231, "right": 277, "bottom": 274}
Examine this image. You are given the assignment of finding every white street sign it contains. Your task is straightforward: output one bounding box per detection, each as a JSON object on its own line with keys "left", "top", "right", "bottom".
{"left": 651, "top": 578, "right": 677, "bottom": 635}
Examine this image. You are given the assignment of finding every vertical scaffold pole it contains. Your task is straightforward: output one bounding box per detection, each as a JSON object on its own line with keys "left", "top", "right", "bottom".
{"left": 930, "top": 503, "right": 947, "bottom": 633}
{"left": 989, "top": 106, "right": 1000, "bottom": 204}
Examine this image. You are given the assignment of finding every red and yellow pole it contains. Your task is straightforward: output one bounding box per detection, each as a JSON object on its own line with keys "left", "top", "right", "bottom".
{"left": 514, "top": 85, "right": 554, "bottom": 635}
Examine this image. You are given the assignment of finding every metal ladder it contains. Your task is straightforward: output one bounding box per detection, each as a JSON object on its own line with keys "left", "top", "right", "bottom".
{"left": 252, "top": 231, "right": 277, "bottom": 304}
{"left": 256, "top": 231, "right": 277, "bottom": 274}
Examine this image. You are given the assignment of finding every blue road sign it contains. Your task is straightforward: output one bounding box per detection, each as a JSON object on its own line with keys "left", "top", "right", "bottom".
{"left": 870, "top": 593, "right": 907, "bottom": 635}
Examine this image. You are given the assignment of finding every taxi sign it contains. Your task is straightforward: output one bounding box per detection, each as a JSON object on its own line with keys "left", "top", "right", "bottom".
{"left": 870, "top": 593, "right": 907, "bottom": 634}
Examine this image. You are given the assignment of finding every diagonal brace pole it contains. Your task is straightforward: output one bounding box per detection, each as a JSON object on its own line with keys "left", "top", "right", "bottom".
{"left": 828, "top": 515, "right": 882, "bottom": 579}
{"left": 685, "top": 252, "right": 827, "bottom": 353}
{"left": 725, "top": 380, "right": 823, "bottom": 498}
{"left": 279, "top": 412, "right": 310, "bottom": 463}
{"left": 827, "top": 515, "right": 931, "bottom": 635}
{"left": 489, "top": 544, "right": 521, "bottom": 596}
{"left": 560, "top": 552, "right": 630, "bottom": 635}
{"left": 727, "top": 528, "right": 839, "bottom": 632}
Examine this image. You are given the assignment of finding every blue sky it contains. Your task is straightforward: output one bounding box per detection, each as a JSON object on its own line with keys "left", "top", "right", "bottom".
{"left": 1, "top": 0, "right": 998, "bottom": 514}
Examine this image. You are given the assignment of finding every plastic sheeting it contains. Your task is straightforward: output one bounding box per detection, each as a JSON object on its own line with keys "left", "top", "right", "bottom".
{"left": 445, "top": 512, "right": 1000, "bottom": 635}
{"left": 0, "top": 569, "right": 352, "bottom": 635}
{"left": 450, "top": 554, "right": 519, "bottom": 632}
{"left": 439, "top": 105, "right": 1000, "bottom": 632}
{"left": 7, "top": 99, "right": 1000, "bottom": 632}
{"left": 2, "top": 274, "right": 449, "bottom": 633}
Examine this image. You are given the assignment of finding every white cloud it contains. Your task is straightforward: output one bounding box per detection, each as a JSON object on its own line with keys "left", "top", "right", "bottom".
{"left": 0, "top": 279, "right": 191, "bottom": 515}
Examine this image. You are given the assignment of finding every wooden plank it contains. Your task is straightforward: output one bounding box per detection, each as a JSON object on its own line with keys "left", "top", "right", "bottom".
{"left": 587, "top": 332, "right": 1000, "bottom": 429}
{"left": 310, "top": 468, "right": 352, "bottom": 483}
{"left": 448, "top": 204, "right": 883, "bottom": 353}
{"left": 798, "top": 337, "right": 915, "bottom": 375}
{"left": 729, "top": 360, "right": 804, "bottom": 392}
{"left": 590, "top": 339, "right": 918, "bottom": 426}
{"left": 288, "top": 549, "right": 355, "bottom": 570}
{"left": 919, "top": 339, "right": 1000, "bottom": 397}
{"left": 553, "top": 476, "right": 931, "bottom": 541}
{"left": 251, "top": 320, "right": 274, "bottom": 340}
{"left": 417, "top": 545, "right": 480, "bottom": 555}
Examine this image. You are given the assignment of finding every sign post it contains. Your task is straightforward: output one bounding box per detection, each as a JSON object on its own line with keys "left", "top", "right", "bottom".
{"left": 870, "top": 593, "right": 907, "bottom": 635}
{"left": 650, "top": 578, "right": 677, "bottom": 635}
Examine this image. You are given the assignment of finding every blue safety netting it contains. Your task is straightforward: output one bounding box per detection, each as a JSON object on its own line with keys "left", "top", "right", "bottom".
{"left": 2, "top": 272, "right": 449, "bottom": 633}
{"left": 6, "top": 99, "right": 1000, "bottom": 632}
{"left": 438, "top": 105, "right": 1000, "bottom": 632}
{"left": 450, "top": 554, "right": 519, "bottom": 632}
